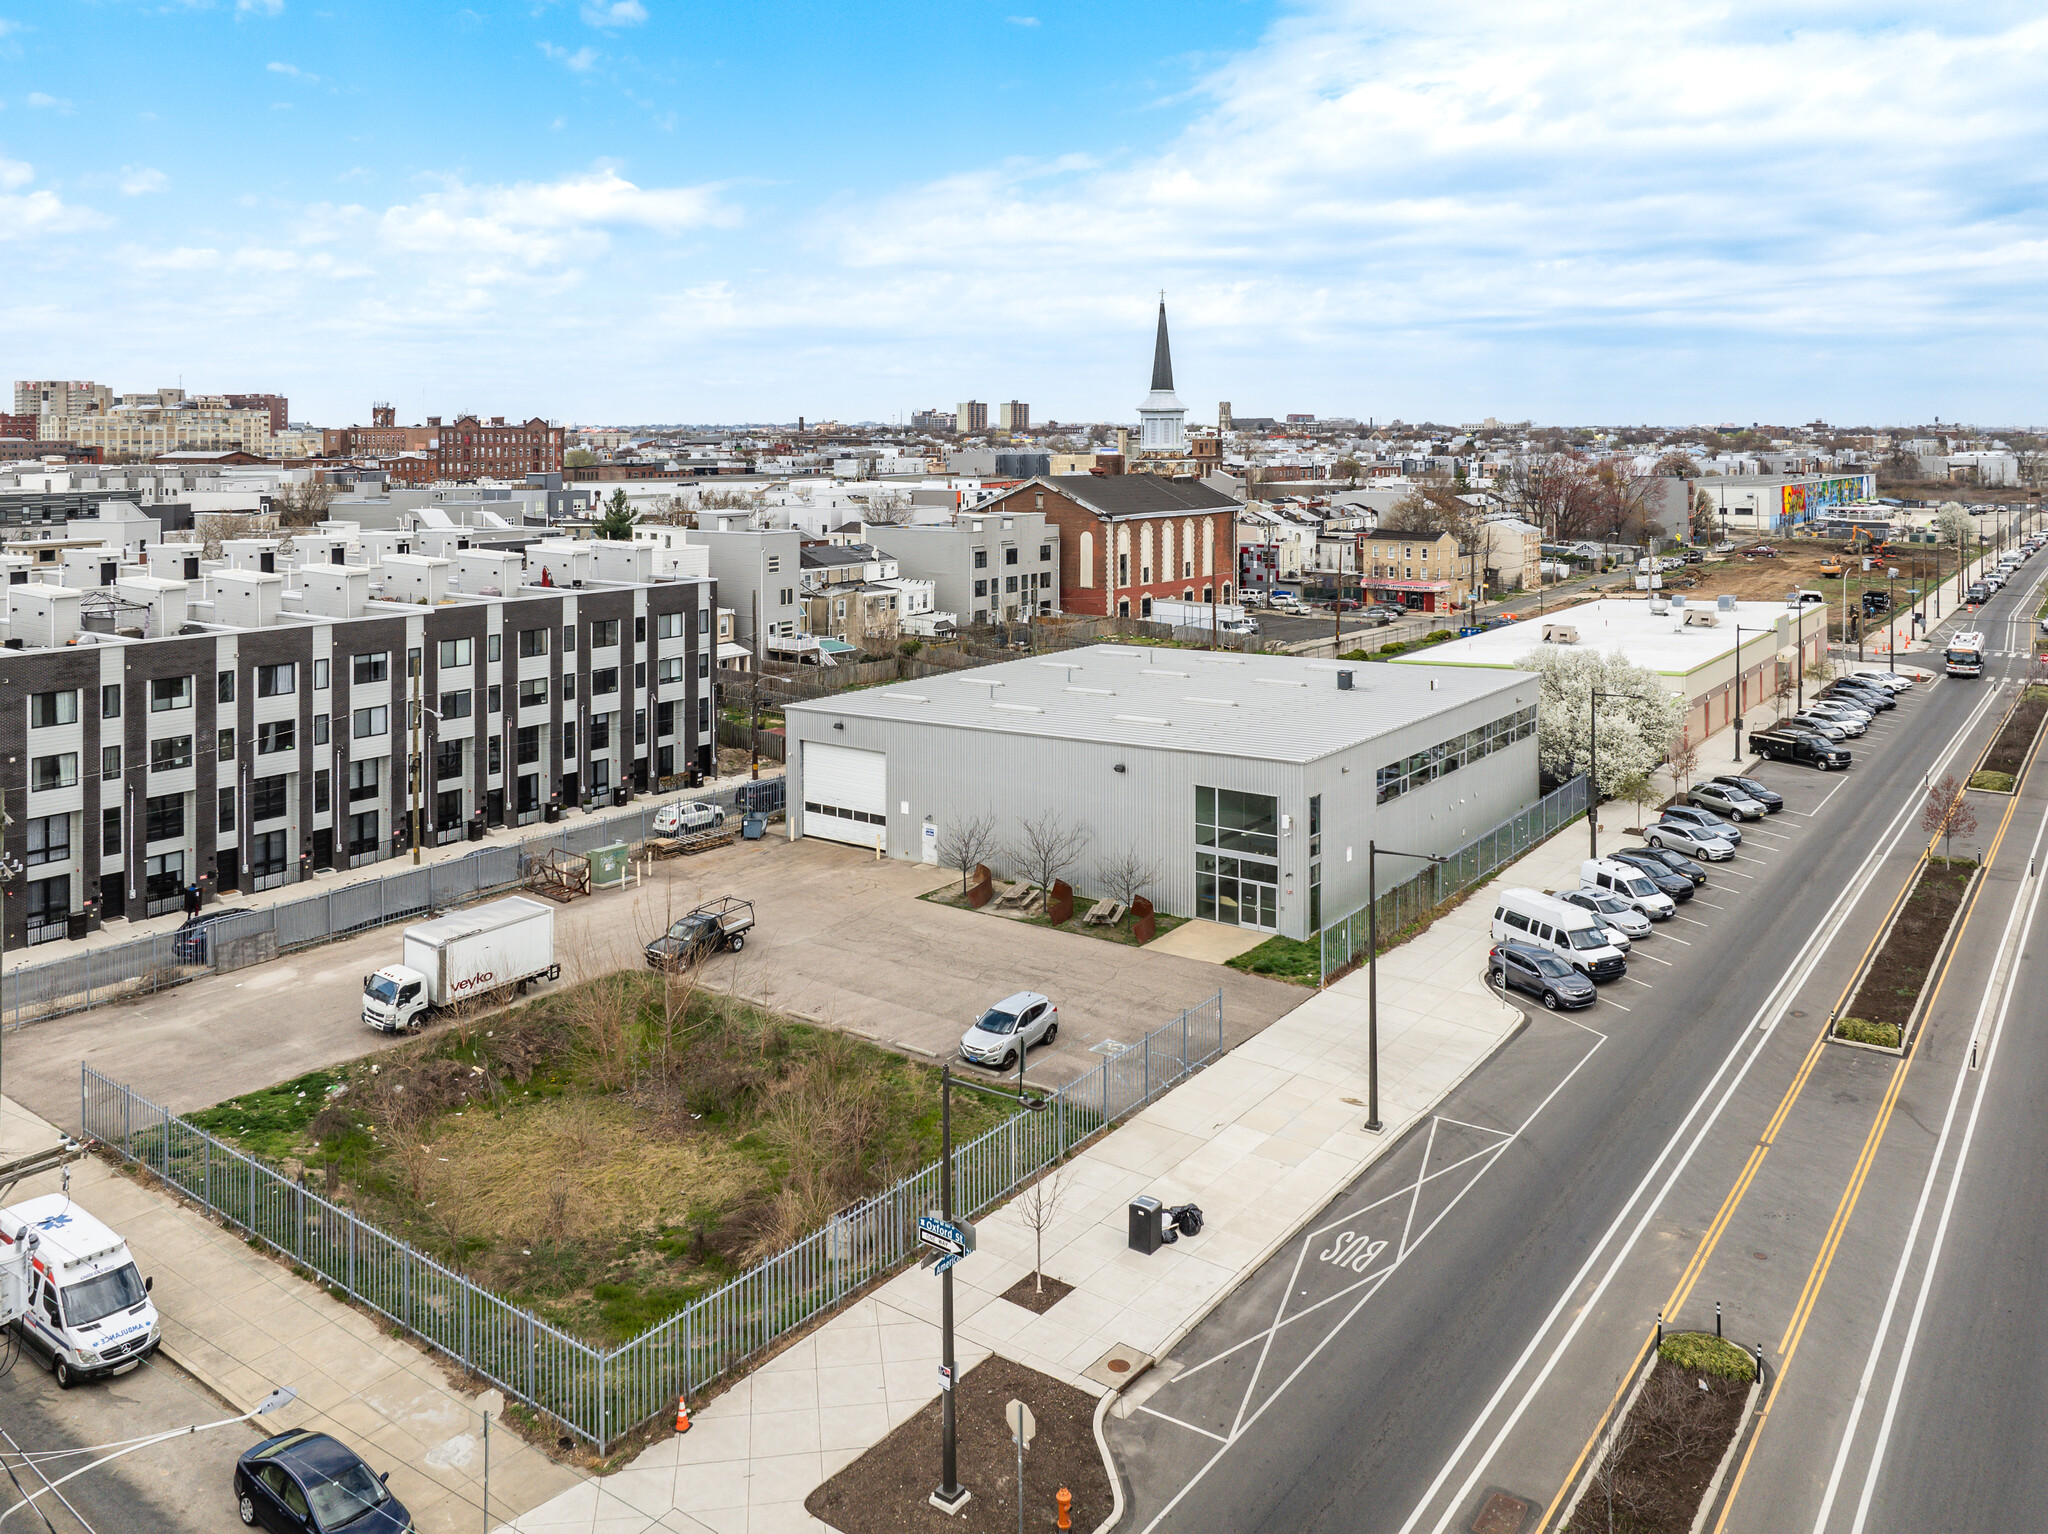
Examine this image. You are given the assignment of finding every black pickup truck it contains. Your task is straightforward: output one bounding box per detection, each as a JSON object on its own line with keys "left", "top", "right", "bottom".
{"left": 1750, "top": 729, "right": 1851, "bottom": 770}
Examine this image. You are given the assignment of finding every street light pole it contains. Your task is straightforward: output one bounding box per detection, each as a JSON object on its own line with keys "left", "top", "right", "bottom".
{"left": 1365, "top": 841, "right": 1446, "bottom": 1133}
{"left": 1888, "top": 566, "right": 1899, "bottom": 674}
{"left": 1731, "top": 626, "right": 1748, "bottom": 761}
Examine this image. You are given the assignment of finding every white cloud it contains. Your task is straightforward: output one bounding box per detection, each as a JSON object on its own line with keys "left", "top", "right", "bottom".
{"left": 237, "top": 0, "right": 285, "bottom": 14}
{"left": 580, "top": 0, "right": 645, "bottom": 28}
{"left": 538, "top": 41, "right": 600, "bottom": 72}
{"left": 1007, "top": 15, "right": 1038, "bottom": 25}
{"left": 26, "top": 91, "right": 72, "bottom": 111}
{"left": 376, "top": 167, "right": 735, "bottom": 279}
{"left": 0, "top": 157, "right": 108, "bottom": 240}
{"left": 119, "top": 166, "right": 167, "bottom": 195}
{"left": 266, "top": 60, "right": 318, "bottom": 81}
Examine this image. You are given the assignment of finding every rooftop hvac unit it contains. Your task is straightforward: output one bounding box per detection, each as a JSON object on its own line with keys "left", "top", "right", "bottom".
{"left": 1670, "top": 594, "right": 1688, "bottom": 610}
{"left": 1648, "top": 596, "right": 1670, "bottom": 615}
{"left": 1716, "top": 593, "right": 1737, "bottom": 612}
{"left": 1542, "top": 623, "right": 1580, "bottom": 644}
{"left": 1683, "top": 609, "right": 1720, "bottom": 627}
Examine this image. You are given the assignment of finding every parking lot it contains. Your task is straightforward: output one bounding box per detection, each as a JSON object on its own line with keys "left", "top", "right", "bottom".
{"left": 3, "top": 834, "right": 1303, "bottom": 1125}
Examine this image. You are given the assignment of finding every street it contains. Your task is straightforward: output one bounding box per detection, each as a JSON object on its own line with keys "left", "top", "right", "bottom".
{"left": 1107, "top": 547, "right": 2048, "bottom": 1533}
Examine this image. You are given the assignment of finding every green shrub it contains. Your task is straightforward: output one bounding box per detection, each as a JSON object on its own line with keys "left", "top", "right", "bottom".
{"left": 1834, "top": 1016, "right": 1902, "bottom": 1048}
{"left": 1659, "top": 1330, "right": 1756, "bottom": 1381}
{"left": 1969, "top": 770, "right": 2016, "bottom": 793}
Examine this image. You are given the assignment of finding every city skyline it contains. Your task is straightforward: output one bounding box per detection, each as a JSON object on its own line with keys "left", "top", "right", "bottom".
{"left": 3, "top": 2, "right": 2046, "bottom": 426}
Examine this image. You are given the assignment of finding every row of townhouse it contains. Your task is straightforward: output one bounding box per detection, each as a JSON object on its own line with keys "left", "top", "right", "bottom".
{"left": 1, "top": 521, "right": 716, "bottom": 948}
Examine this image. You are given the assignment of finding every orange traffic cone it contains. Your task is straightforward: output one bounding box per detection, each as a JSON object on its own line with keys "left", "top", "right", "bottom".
{"left": 675, "top": 1396, "right": 692, "bottom": 1434}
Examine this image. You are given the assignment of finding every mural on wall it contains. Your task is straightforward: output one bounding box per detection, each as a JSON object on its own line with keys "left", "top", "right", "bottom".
{"left": 1777, "top": 475, "right": 1874, "bottom": 526}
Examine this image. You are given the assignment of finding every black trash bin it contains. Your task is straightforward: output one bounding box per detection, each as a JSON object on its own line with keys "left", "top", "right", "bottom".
{"left": 1128, "top": 1195, "right": 1164, "bottom": 1255}
{"left": 612, "top": 785, "right": 629, "bottom": 807}
{"left": 544, "top": 803, "right": 561, "bottom": 824}
{"left": 467, "top": 820, "right": 484, "bottom": 842}
{"left": 67, "top": 911, "right": 90, "bottom": 942}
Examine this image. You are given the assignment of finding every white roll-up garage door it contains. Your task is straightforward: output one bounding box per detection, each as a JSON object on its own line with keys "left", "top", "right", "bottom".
{"left": 802, "top": 741, "right": 888, "bottom": 847}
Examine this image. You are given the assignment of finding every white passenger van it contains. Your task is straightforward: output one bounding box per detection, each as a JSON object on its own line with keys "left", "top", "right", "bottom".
{"left": 1, "top": 1195, "right": 160, "bottom": 1387}
{"left": 1580, "top": 858, "right": 1678, "bottom": 921}
{"left": 1490, "top": 887, "right": 1628, "bottom": 981}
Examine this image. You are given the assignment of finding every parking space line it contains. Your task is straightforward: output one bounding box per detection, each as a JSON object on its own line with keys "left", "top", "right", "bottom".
{"left": 1675, "top": 916, "right": 1711, "bottom": 929}
{"left": 1635, "top": 951, "right": 1675, "bottom": 966}
{"left": 1734, "top": 854, "right": 1770, "bottom": 866}
{"left": 1626, "top": 977, "right": 1655, "bottom": 989}
{"left": 1746, "top": 828, "right": 1793, "bottom": 842}
{"left": 1602, "top": 999, "right": 1632, "bottom": 1012}
{"left": 1717, "top": 867, "right": 1757, "bottom": 879}
{"left": 1789, "top": 782, "right": 1847, "bottom": 817}
{"left": 1658, "top": 933, "right": 1692, "bottom": 945}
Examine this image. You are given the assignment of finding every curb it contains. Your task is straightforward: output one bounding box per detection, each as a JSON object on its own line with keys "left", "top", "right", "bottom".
{"left": 1086, "top": 986, "right": 1527, "bottom": 1528}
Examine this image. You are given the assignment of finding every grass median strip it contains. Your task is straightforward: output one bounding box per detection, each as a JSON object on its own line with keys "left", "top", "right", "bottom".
{"left": 189, "top": 971, "right": 1007, "bottom": 1346}
{"left": 1829, "top": 857, "right": 1975, "bottom": 1051}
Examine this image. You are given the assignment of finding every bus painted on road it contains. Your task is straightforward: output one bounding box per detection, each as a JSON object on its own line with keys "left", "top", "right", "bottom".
{"left": 1945, "top": 632, "right": 1986, "bottom": 677}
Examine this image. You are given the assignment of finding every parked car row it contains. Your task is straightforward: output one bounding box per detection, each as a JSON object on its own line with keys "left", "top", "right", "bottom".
{"left": 1749, "top": 668, "right": 1913, "bottom": 770}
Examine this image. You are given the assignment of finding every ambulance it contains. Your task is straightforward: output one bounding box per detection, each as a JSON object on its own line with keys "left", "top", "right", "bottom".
{"left": 1, "top": 1195, "right": 160, "bottom": 1387}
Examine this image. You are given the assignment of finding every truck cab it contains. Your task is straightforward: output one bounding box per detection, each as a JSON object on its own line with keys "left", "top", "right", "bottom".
{"left": 3, "top": 1195, "right": 160, "bottom": 1387}
{"left": 362, "top": 965, "right": 430, "bottom": 1032}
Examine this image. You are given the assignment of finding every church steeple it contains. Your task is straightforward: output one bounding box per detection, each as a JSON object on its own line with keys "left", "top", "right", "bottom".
{"left": 1151, "top": 296, "right": 1175, "bottom": 393}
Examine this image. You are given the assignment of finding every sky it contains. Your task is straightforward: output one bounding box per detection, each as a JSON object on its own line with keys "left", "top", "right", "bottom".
{"left": 4, "top": 1, "right": 2048, "bottom": 429}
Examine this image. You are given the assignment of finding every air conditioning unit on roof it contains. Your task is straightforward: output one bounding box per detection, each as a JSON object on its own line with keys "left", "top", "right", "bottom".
{"left": 1542, "top": 623, "right": 1579, "bottom": 644}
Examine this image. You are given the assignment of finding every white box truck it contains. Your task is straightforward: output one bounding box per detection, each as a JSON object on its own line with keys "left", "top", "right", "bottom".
{"left": 1148, "top": 598, "right": 1258, "bottom": 636}
{"left": 2, "top": 1194, "right": 162, "bottom": 1387}
{"left": 362, "top": 895, "right": 560, "bottom": 1033}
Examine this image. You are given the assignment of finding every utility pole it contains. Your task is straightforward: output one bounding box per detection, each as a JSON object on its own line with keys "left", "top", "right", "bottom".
{"left": 749, "top": 590, "right": 761, "bottom": 781}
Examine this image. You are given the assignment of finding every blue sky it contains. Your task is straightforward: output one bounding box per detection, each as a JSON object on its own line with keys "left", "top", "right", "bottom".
{"left": 4, "top": 2, "right": 2048, "bottom": 428}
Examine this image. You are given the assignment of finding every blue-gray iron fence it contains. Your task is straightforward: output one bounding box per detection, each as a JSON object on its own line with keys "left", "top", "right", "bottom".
{"left": 1317, "top": 776, "right": 1590, "bottom": 982}
{"left": 82, "top": 988, "right": 1224, "bottom": 1451}
{"left": 7, "top": 780, "right": 781, "bottom": 1027}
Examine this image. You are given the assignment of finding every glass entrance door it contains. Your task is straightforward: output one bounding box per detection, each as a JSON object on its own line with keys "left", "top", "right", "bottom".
{"left": 1196, "top": 852, "right": 1279, "bottom": 929}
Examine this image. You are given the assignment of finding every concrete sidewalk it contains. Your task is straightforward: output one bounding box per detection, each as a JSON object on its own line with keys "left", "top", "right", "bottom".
{"left": 0, "top": 1094, "right": 585, "bottom": 1534}
{"left": 17, "top": 774, "right": 784, "bottom": 966}
{"left": 494, "top": 828, "right": 1607, "bottom": 1534}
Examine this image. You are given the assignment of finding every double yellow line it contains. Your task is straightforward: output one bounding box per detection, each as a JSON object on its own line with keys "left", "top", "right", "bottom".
{"left": 1708, "top": 783, "right": 2023, "bottom": 1531}
{"left": 1538, "top": 783, "right": 2022, "bottom": 1533}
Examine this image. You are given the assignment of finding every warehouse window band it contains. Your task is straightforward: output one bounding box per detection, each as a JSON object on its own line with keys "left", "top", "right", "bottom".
{"left": 805, "top": 800, "right": 886, "bottom": 826}
{"left": 1377, "top": 705, "right": 1536, "bottom": 803}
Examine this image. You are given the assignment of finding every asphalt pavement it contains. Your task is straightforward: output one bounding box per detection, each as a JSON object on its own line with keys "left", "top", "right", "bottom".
{"left": 1106, "top": 554, "right": 2048, "bottom": 1534}
{"left": 0, "top": 1347, "right": 254, "bottom": 1534}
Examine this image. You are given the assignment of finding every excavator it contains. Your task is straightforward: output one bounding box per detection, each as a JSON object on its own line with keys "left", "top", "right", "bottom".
{"left": 1821, "top": 527, "right": 1890, "bottom": 577}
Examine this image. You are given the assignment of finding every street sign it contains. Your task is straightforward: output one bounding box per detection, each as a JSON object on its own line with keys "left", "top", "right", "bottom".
{"left": 938, "top": 1364, "right": 954, "bottom": 1392}
{"left": 933, "top": 1251, "right": 965, "bottom": 1276}
{"left": 1005, "top": 1400, "right": 1036, "bottom": 1448}
{"left": 918, "top": 1213, "right": 976, "bottom": 1259}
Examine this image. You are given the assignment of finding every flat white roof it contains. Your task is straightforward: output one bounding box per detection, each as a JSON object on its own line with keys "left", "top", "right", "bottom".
{"left": 1397, "top": 598, "right": 1796, "bottom": 679}
{"left": 784, "top": 643, "right": 1530, "bottom": 764}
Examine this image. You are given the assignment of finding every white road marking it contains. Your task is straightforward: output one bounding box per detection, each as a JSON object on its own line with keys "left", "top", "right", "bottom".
{"left": 1625, "top": 977, "right": 1655, "bottom": 990}
{"left": 1139, "top": 1406, "right": 1231, "bottom": 1444}
{"left": 1734, "top": 854, "right": 1771, "bottom": 866}
{"left": 1601, "top": 999, "right": 1632, "bottom": 1012}
{"left": 1658, "top": 933, "right": 1693, "bottom": 945}
{"left": 1675, "top": 916, "right": 1711, "bottom": 929}
{"left": 1394, "top": 675, "right": 2011, "bottom": 1534}
{"left": 1633, "top": 951, "right": 1675, "bottom": 967}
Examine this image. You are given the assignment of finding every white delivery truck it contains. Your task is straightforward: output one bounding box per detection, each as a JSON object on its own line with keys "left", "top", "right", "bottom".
{"left": 1148, "top": 598, "right": 1259, "bottom": 636}
{"left": 362, "top": 895, "right": 560, "bottom": 1032}
{"left": 2, "top": 1195, "right": 161, "bottom": 1388}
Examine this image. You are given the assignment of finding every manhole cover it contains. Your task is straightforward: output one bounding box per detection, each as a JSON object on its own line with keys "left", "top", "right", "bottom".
{"left": 1470, "top": 1490, "right": 1531, "bottom": 1534}
{"left": 1791, "top": 1010, "right": 1808, "bottom": 1018}
{"left": 1083, "top": 1344, "right": 1151, "bottom": 1388}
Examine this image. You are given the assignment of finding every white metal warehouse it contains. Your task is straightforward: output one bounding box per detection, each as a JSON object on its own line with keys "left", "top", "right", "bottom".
{"left": 781, "top": 645, "right": 1540, "bottom": 940}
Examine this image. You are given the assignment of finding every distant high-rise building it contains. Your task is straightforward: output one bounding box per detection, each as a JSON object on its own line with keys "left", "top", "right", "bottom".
{"left": 1218, "top": 401, "right": 1233, "bottom": 434}
{"left": 997, "top": 401, "right": 1030, "bottom": 432}
{"left": 956, "top": 401, "right": 988, "bottom": 434}
{"left": 224, "top": 393, "right": 290, "bottom": 435}
{"left": 14, "top": 379, "right": 112, "bottom": 421}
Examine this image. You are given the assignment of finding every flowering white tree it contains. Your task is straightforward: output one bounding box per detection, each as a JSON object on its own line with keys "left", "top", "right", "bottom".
{"left": 1519, "top": 645, "right": 1685, "bottom": 800}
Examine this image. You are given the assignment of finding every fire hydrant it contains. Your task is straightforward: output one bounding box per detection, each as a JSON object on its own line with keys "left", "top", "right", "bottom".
{"left": 1056, "top": 1487, "right": 1072, "bottom": 1530}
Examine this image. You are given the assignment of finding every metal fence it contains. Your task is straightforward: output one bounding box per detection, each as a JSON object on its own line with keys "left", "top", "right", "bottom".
{"left": 1317, "top": 776, "right": 1590, "bottom": 982}
{"left": 8, "top": 777, "right": 784, "bottom": 1028}
{"left": 81, "top": 989, "right": 1224, "bottom": 1451}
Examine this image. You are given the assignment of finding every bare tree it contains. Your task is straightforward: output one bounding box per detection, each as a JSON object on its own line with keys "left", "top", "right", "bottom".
{"left": 1614, "top": 768, "right": 1654, "bottom": 833}
{"left": 1921, "top": 773, "right": 1978, "bottom": 862}
{"left": 1096, "top": 843, "right": 1161, "bottom": 908}
{"left": 194, "top": 513, "right": 240, "bottom": 558}
{"left": 934, "top": 811, "right": 1002, "bottom": 895}
{"left": 1007, "top": 812, "right": 1090, "bottom": 896}
{"left": 1665, "top": 731, "right": 1700, "bottom": 793}
{"left": 274, "top": 480, "right": 335, "bottom": 527}
{"left": 1014, "top": 1161, "right": 1072, "bottom": 1294}
{"left": 1590, "top": 1377, "right": 1646, "bottom": 1533}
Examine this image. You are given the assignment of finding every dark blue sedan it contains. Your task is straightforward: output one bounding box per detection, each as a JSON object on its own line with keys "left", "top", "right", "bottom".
{"left": 236, "top": 1431, "right": 411, "bottom": 1533}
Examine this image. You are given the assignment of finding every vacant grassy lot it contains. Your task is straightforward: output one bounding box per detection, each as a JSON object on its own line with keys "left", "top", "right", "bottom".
{"left": 188, "top": 972, "right": 1008, "bottom": 1345}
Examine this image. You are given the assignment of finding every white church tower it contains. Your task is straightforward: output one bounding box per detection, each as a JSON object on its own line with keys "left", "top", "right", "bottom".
{"left": 1135, "top": 296, "right": 1187, "bottom": 454}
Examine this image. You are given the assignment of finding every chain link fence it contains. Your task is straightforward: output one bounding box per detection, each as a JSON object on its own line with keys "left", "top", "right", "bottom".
{"left": 8, "top": 777, "right": 784, "bottom": 1028}
{"left": 1317, "top": 776, "right": 1590, "bottom": 982}
{"left": 82, "top": 989, "right": 1224, "bottom": 1451}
